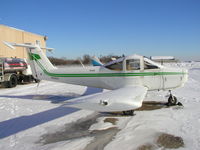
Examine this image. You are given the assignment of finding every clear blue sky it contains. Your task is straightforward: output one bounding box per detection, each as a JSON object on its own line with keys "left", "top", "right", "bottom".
{"left": 1, "top": 0, "right": 200, "bottom": 60}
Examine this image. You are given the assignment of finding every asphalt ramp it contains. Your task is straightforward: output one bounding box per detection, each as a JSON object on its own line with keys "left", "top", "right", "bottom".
{"left": 39, "top": 114, "right": 120, "bottom": 150}
{"left": 39, "top": 101, "right": 182, "bottom": 150}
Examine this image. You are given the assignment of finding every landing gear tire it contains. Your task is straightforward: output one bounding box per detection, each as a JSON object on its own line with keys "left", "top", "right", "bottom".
{"left": 123, "top": 110, "right": 134, "bottom": 116}
{"left": 168, "top": 95, "right": 177, "bottom": 106}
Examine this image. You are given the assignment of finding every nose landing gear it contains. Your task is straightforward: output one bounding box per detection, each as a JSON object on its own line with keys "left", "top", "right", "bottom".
{"left": 168, "top": 90, "right": 177, "bottom": 105}
{"left": 167, "top": 90, "right": 183, "bottom": 106}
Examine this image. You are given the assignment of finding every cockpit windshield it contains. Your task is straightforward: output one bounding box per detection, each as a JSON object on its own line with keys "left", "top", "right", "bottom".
{"left": 104, "top": 55, "right": 161, "bottom": 71}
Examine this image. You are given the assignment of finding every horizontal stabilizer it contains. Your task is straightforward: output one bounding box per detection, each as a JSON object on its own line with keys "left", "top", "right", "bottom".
{"left": 3, "top": 41, "right": 54, "bottom": 52}
{"left": 3, "top": 41, "right": 16, "bottom": 49}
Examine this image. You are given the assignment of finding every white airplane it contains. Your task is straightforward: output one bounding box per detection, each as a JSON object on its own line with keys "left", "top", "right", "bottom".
{"left": 3, "top": 41, "right": 188, "bottom": 115}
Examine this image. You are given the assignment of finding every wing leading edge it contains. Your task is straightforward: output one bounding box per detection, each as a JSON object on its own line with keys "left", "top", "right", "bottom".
{"left": 62, "top": 85, "right": 148, "bottom": 112}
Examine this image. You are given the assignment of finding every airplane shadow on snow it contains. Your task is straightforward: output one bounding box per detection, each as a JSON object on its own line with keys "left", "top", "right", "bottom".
{"left": 0, "top": 87, "right": 103, "bottom": 139}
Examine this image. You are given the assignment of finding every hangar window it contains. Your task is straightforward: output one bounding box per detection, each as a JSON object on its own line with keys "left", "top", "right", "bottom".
{"left": 126, "top": 59, "right": 140, "bottom": 70}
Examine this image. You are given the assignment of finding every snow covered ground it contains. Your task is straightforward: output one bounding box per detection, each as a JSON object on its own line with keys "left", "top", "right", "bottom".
{"left": 0, "top": 62, "right": 200, "bottom": 150}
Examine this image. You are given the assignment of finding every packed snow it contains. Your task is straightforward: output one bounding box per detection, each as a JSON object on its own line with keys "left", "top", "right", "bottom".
{"left": 0, "top": 62, "right": 200, "bottom": 150}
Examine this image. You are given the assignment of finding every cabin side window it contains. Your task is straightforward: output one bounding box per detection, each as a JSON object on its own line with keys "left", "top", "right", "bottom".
{"left": 105, "top": 61, "right": 123, "bottom": 71}
{"left": 144, "top": 61, "right": 159, "bottom": 69}
{"left": 126, "top": 59, "right": 140, "bottom": 70}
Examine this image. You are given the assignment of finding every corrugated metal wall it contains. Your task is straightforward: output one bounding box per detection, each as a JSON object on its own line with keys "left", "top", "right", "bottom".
{"left": 0, "top": 25, "right": 46, "bottom": 59}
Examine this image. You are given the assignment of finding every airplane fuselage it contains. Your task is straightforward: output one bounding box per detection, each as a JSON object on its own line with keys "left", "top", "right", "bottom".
{"left": 29, "top": 52, "right": 188, "bottom": 92}
{"left": 36, "top": 65, "right": 188, "bottom": 91}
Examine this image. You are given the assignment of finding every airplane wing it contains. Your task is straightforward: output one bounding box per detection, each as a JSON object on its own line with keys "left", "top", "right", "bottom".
{"left": 62, "top": 85, "right": 148, "bottom": 112}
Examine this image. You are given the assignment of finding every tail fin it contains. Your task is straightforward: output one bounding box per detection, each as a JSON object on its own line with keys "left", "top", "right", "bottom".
{"left": 91, "top": 56, "right": 103, "bottom": 66}
{"left": 3, "top": 41, "right": 56, "bottom": 80}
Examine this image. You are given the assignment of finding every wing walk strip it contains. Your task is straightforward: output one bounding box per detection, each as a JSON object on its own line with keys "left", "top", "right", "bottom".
{"left": 31, "top": 53, "right": 186, "bottom": 78}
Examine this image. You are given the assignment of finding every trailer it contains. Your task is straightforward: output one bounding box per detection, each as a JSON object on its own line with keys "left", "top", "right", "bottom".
{"left": 0, "top": 57, "right": 39, "bottom": 88}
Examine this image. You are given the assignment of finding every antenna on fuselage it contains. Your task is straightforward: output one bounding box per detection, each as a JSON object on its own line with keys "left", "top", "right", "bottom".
{"left": 78, "top": 58, "right": 85, "bottom": 68}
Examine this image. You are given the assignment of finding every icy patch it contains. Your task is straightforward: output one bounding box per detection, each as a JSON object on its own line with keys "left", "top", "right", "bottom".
{"left": 42, "top": 137, "right": 93, "bottom": 150}
{"left": 89, "top": 117, "right": 117, "bottom": 131}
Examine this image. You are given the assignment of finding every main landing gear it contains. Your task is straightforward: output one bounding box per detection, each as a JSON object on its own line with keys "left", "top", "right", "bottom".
{"left": 167, "top": 90, "right": 183, "bottom": 106}
{"left": 122, "top": 110, "right": 134, "bottom": 116}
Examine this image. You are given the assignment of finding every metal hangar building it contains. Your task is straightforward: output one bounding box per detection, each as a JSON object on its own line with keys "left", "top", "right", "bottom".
{"left": 0, "top": 24, "right": 46, "bottom": 59}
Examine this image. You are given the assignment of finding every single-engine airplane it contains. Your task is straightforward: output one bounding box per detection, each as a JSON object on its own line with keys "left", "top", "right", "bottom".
{"left": 3, "top": 41, "right": 188, "bottom": 115}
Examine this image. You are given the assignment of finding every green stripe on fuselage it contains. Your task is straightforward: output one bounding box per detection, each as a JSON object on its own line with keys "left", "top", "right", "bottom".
{"left": 29, "top": 53, "right": 41, "bottom": 60}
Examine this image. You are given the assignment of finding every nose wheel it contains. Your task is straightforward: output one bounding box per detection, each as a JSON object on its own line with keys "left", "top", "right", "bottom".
{"left": 168, "top": 93, "right": 177, "bottom": 105}
{"left": 168, "top": 90, "right": 177, "bottom": 106}
{"left": 167, "top": 90, "right": 182, "bottom": 106}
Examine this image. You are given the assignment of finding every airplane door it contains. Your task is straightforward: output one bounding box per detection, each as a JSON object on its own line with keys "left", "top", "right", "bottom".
{"left": 142, "top": 60, "right": 163, "bottom": 90}
{"left": 162, "top": 69, "right": 183, "bottom": 90}
{"left": 125, "top": 59, "right": 143, "bottom": 85}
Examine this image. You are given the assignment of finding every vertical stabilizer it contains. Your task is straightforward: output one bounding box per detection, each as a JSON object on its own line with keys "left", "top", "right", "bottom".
{"left": 3, "top": 41, "right": 56, "bottom": 80}
{"left": 91, "top": 56, "right": 103, "bottom": 66}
